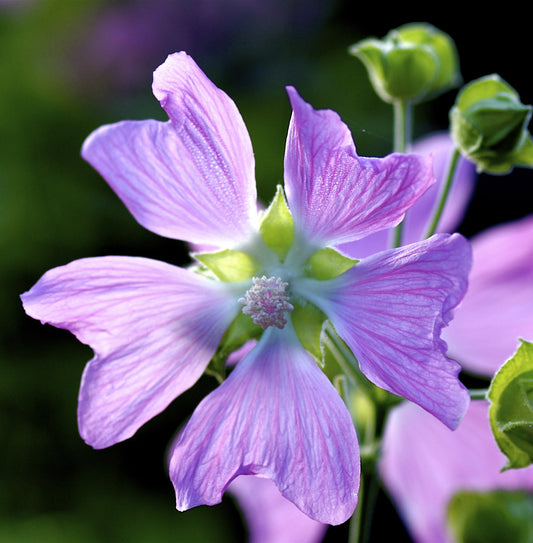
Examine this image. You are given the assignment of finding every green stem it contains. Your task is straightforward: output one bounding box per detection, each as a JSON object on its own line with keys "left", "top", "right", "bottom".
{"left": 424, "top": 146, "right": 461, "bottom": 238}
{"left": 322, "top": 321, "right": 390, "bottom": 543}
{"left": 470, "top": 388, "right": 489, "bottom": 400}
{"left": 348, "top": 474, "right": 364, "bottom": 543}
{"left": 393, "top": 99, "right": 413, "bottom": 153}
{"left": 392, "top": 99, "right": 413, "bottom": 248}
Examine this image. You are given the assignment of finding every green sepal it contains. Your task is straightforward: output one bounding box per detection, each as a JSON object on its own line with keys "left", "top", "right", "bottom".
{"left": 291, "top": 301, "right": 327, "bottom": 364}
{"left": 447, "top": 490, "right": 533, "bottom": 543}
{"left": 194, "top": 249, "right": 260, "bottom": 282}
{"left": 349, "top": 23, "right": 460, "bottom": 104}
{"left": 450, "top": 74, "right": 533, "bottom": 174}
{"left": 206, "top": 312, "right": 262, "bottom": 382}
{"left": 488, "top": 340, "right": 533, "bottom": 470}
{"left": 304, "top": 247, "right": 358, "bottom": 280}
{"left": 259, "top": 185, "right": 294, "bottom": 261}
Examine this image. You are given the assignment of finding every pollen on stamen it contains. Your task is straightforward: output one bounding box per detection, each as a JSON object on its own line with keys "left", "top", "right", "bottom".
{"left": 238, "top": 275, "right": 294, "bottom": 330}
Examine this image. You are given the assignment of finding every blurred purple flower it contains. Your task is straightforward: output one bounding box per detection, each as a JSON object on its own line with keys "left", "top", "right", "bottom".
{"left": 443, "top": 214, "right": 533, "bottom": 376}
{"left": 21, "top": 51, "right": 471, "bottom": 525}
{"left": 228, "top": 476, "right": 328, "bottom": 543}
{"left": 74, "top": 0, "right": 331, "bottom": 93}
{"left": 380, "top": 399, "right": 533, "bottom": 543}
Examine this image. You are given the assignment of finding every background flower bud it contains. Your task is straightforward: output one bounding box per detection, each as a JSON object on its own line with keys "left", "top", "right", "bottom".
{"left": 450, "top": 74, "right": 533, "bottom": 174}
{"left": 348, "top": 22, "right": 461, "bottom": 104}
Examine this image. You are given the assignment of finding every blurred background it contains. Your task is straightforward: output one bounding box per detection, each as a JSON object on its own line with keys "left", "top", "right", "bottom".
{"left": 1, "top": 1, "right": 532, "bottom": 541}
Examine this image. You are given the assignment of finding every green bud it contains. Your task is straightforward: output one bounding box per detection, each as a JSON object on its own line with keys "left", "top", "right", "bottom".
{"left": 450, "top": 74, "right": 533, "bottom": 174}
{"left": 488, "top": 340, "right": 533, "bottom": 470}
{"left": 348, "top": 22, "right": 461, "bottom": 104}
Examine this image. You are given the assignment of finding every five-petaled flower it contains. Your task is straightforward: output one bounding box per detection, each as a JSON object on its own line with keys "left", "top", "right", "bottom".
{"left": 21, "top": 52, "right": 472, "bottom": 525}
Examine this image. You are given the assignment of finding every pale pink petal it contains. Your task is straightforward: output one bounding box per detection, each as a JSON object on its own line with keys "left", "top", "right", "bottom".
{"left": 380, "top": 400, "right": 533, "bottom": 543}
{"left": 443, "top": 214, "right": 533, "bottom": 376}
{"left": 299, "top": 234, "right": 472, "bottom": 429}
{"left": 169, "top": 325, "right": 359, "bottom": 525}
{"left": 283, "top": 86, "right": 435, "bottom": 247}
{"left": 228, "top": 475, "right": 328, "bottom": 543}
{"left": 82, "top": 52, "right": 257, "bottom": 247}
{"left": 21, "top": 257, "right": 240, "bottom": 448}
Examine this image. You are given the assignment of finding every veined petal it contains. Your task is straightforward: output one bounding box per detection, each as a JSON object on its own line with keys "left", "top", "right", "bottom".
{"left": 228, "top": 475, "right": 328, "bottom": 543}
{"left": 337, "top": 133, "right": 476, "bottom": 259}
{"left": 303, "top": 234, "right": 472, "bottom": 429}
{"left": 443, "top": 215, "right": 533, "bottom": 376}
{"left": 82, "top": 52, "right": 257, "bottom": 247}
{"left": 380, "top": 401, "right": 533, "bottom": 543}
{"left": 21, "top": 256, "right": 240, "bottom": 448}
{"left": 283, "top": 86, "right": 435, "bottom": 247}
{"left": 169, "top": 324, "right": 359, "bottom": 525}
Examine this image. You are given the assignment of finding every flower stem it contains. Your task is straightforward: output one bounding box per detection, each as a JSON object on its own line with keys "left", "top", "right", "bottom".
{"left": 392, "top": 99, "right": 413, "bottom": 248}
{"left": 424, "top": 146, "right": 461, "bottom": 238}
{"left": 393, "top": 99, "right": 413, "bottom": 153}
{"left": 470, "top": 388, "right": 489, "bottom": 400}
{"left": 322, "top": 320, "right": 391, "bottom": 543}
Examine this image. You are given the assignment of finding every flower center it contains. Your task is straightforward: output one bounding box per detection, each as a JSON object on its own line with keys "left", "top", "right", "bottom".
{"left": 239, "top": 275, "right": 294, "bottom": 330}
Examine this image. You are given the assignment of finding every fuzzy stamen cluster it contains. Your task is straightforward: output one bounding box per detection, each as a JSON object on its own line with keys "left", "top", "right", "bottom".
{"left": 239, "top": 275, "right": 294, "bottom": 330}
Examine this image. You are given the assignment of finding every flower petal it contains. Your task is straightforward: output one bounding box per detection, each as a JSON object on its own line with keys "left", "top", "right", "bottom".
{"left": 21, "top": 256, "right": 239, "bottom": 448}
{"left": 443, "top": 215, "right": 533, "bottom": 376}
{"left": 283, "top": 86, "right": 435, "bottom": 247}
{"left": 380, "top": 400, "right": 533, "bottom": 543}
{"left": 82, "top": 52, "right": 257, "bottom": 247}
{"left": 301, "top": 234, "right": 472, "bottom": 429}
{"left": 169, "top": 324, "right": 359, "bottom": 525}
{"left": 228, "top": 475, "right": 328, "bottom": 543}
{"left": 335, "top": 133, "right": 476, "bottom": 259}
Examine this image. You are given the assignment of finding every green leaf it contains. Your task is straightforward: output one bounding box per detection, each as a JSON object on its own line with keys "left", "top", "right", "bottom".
{"left": 488, "top": 340, "right": 533, "bottom": 470}
{"left": 304, "top": 247, "right": 357, "bottom": 280}
{"left": 194, "top": 249, "right": 260, "bottom": 282}
{"left": 259, "top": 185, "right": 294, "bottom": 261}
{"left": 448, "top": 490, "right": 533, "bottom": 543}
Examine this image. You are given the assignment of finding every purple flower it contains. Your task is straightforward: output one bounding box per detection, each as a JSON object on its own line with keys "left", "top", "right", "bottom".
{"left": 380, "top": 400, "right": 533, "bottom": 543}
{"left": 228, "top": 475, "right": 327, "bottom": 543}
{"left": 443, "top": 214, "right": 533, "bottom": 376}
{"left": 21, "top": 52, "right": 471, "bottom": 525}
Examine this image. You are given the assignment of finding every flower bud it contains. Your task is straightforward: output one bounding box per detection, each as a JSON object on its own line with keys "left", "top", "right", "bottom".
{"left": 450, "top": 74, "right": 533, "bottom": 174}
{"left": 348, "top": 22, "right": 461, "bottom": 104}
